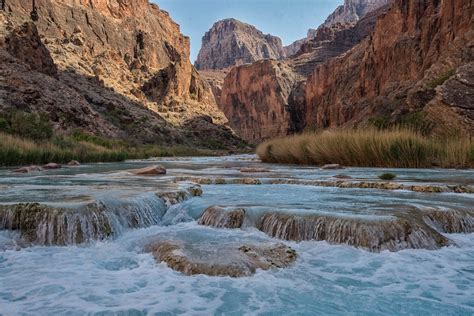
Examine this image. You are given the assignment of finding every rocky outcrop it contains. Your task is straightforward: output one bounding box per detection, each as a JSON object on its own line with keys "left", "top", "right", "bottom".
{"left": 282, "top": 38, "right": 306, "bottom": 58}
{"left": 285, "top": 0, "right": 391, "bottom": 58}
{"left": 198, "top": 206, "right": 246, "bottom": 229}
{"left": 0, "top": 196, "right": 168, "bottom": 245}
{"left": 195, "top": 19, "right": 285, "bottom": 70}
{"left": 303, "top": 0, "right": 474, "bottom": 134}
{"left": 146, "top": 240, "right": 297, "bottom": 277}
{"left": 321, "top": 0, "right": 391, "bottom": 28}
{"left": 5, "top": 22, "right": 57, "bottom": 76}
{"left": 0, "top": 0, "right": 241, "bottom": 147}
{"left": 198, "top": 69, "right": 229, "bottom": 106}
{"left": 257, "top": 210, "right": 467, "bottom": 252}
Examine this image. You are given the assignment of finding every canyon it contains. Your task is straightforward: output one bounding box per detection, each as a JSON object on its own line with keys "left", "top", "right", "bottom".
{"left": 0, "top": 1, "right": 473, "bottom": 313}
{"left": 0, "top": 0, "right": 243, "bottom": 148}
{"left": 201, "top": 0, "right": 473, "bottom": 143}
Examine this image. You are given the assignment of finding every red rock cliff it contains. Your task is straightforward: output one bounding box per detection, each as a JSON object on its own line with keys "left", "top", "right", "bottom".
{"left": 0, "top": 0, "right": 241, "bottom": 147}
{"left": 304, "top": 0, "right": 473, "bottom": 134}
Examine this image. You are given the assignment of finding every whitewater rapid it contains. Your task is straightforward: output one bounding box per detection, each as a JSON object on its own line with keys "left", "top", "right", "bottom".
{"left": 0, "top": 155, "right": 473, "bottom": 314}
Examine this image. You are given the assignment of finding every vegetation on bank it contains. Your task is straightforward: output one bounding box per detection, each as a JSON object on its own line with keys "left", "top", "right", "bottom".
{"left": 0, "top": 111, "right": 219, "bottom": 167}
{"left": 379, "top": 173, "right": 397, "bottom": 181}
{"left": 0, "top": 132, "right": 218, "bottom": 167}
{"left": 257, "top": 129, "right": 474, "bottom": 169}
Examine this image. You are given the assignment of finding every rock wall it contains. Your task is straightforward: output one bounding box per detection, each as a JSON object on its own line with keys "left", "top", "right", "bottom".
{"left": 322, "top": 0, "right": 392, "bottom": 28}
{"left": 195, "top": 18, "right": 285, "bottom": 71}
{"left": 304, "top": 0, "right": 474, "bottom": 134}
{"left": 220, "top": 60, "right": 301, "bottom": 142}
{"left": 0, "top": 0, "right": 242, "bottom": 147}
{"left": 285, "top": 0, "right": 391, "bottom": 58}
{"left": 219, "top": 6, "right": 385, "bottom": 143}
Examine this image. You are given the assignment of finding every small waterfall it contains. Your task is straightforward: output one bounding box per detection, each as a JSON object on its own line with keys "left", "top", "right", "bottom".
{"left": 422, "top": 209, "right": 474, "bottom": 234}
{"left": 257, "top": 212, "right": 452, "bottom": 252}
{"left": 198, "top": 206, "right": 246, "bottom": 229}
{"left": 0, "top": 194, "right": 168, "bottom": 246}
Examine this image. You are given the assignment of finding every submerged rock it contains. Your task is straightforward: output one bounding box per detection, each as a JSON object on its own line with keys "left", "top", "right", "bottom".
{"left": 198, "top": 206, "right": 246, "bottom": 229}
{"left": 13, "top": 165, "right": 42, "bottom": 173}
{"left": 240, "top": 167, "right": 271, "bottom": 173}
{"left": 146, "top": 240, "right": 297, "bottom": 277}
{"left": 257, "top": 212, "right": 452, "bottom": 252}
{"left": 43, "top": 163, "right": 62, "bottom": 170}
{"left": 129, "top": 165, "right": 166, "bottom": 176}
{"left": 321, "top": 164, "right": 344, "bottom": 170}
{"left": 266, "top": 178, "right": 474, "bottom": 194}
{"left": 334, "top": 174, "right": 352, "bottom": 179}
{"left": 231, "top": 178, "right": 262, "bottom": 185}
{"left": 214, "top": 178, "right": 227, "bottom": 184}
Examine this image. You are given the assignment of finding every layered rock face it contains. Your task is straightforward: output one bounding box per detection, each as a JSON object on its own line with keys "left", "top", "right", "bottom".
{"left": 219, "top": 5, "right": 386, "bottom": 143}
{"left": 321, "top": 0, "right": 391, "bottom": 28}
{"left": 304, "top": 0, "right": 474, "bottom": 134}
{"left": 195, "top": 18, "right": 285, "bottom": 70}
{"left": 286, "top": 0, "right": 390, "bottom": 58}
{"left": 0, "top": 0, "right": 241, "bottom": 146}
{"left": 220, "top": 60, "right": 302, "bottom": 141}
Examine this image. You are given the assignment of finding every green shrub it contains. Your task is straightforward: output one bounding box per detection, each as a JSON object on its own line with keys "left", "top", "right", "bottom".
{"left": 378, "top": 173, "right": 397, "bottom": 181}
{"left": 427, "top": 69, "right": 456, "bottom": 89}
{"left": 0, "top": 111, "right": 53, "bottom": 140}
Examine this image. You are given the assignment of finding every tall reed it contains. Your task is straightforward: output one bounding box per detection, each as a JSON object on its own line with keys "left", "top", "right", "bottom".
{"left": 0, "top": 133, "right": 216, "bottom": 167}
{"left": 257, "top": 129, "right": 473, "bottom": 168}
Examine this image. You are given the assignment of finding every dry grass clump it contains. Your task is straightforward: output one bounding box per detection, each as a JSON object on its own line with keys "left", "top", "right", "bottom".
{"left": 257, "top": 129, "right": 473, "bottom": 168}
{"left": 0, "top": 133, "right": 216, "bottom": 167}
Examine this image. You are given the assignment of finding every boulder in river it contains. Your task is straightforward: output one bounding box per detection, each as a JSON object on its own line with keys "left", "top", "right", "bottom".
{"left": 198, "top": 206, "right": 246, "bottom": 229}
{"left": 146, "top": 240, "right": 297, "bottom": 277}
{"left": 43, "top": 163, "right": 62, "bottom": 170}
{"left": 187, "top": 185, "right": 203, "bottom": 197}
{"left": 68, "top": 160, "right": 81, "bottom": 166}
{"left": 129, "top": 165, "right": 166, "bottom": 176}
{"left": 13, "top": 165, "right": 43, "bottom": 173}
{"left": 156, "top": 185, "right": 203, "bottom": 206}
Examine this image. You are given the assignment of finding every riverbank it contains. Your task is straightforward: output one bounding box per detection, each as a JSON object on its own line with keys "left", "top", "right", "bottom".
{"left": 257, "top": 129, "right": 474, "bottom": 169}
{"left": 0, "top": 132, "right": 220, "bottom": 167}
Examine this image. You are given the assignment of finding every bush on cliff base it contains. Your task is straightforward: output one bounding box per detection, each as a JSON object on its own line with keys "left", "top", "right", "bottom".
{"left": 256, "top": 129, "right": 473, "bottom": 169}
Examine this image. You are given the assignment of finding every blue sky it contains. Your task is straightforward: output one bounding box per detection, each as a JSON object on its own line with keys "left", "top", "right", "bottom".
{"left": 155, "top": 0, "right": 343, "bottom": 63}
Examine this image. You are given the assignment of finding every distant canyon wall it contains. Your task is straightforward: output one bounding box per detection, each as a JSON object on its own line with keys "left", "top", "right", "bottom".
{"left": 208, "top": 0, "right": 473, "bottom": 143}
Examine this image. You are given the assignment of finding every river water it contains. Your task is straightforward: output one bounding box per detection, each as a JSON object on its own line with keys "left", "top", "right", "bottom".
{"left": 0, "top": 155, "right": 473, "bottom": 315}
